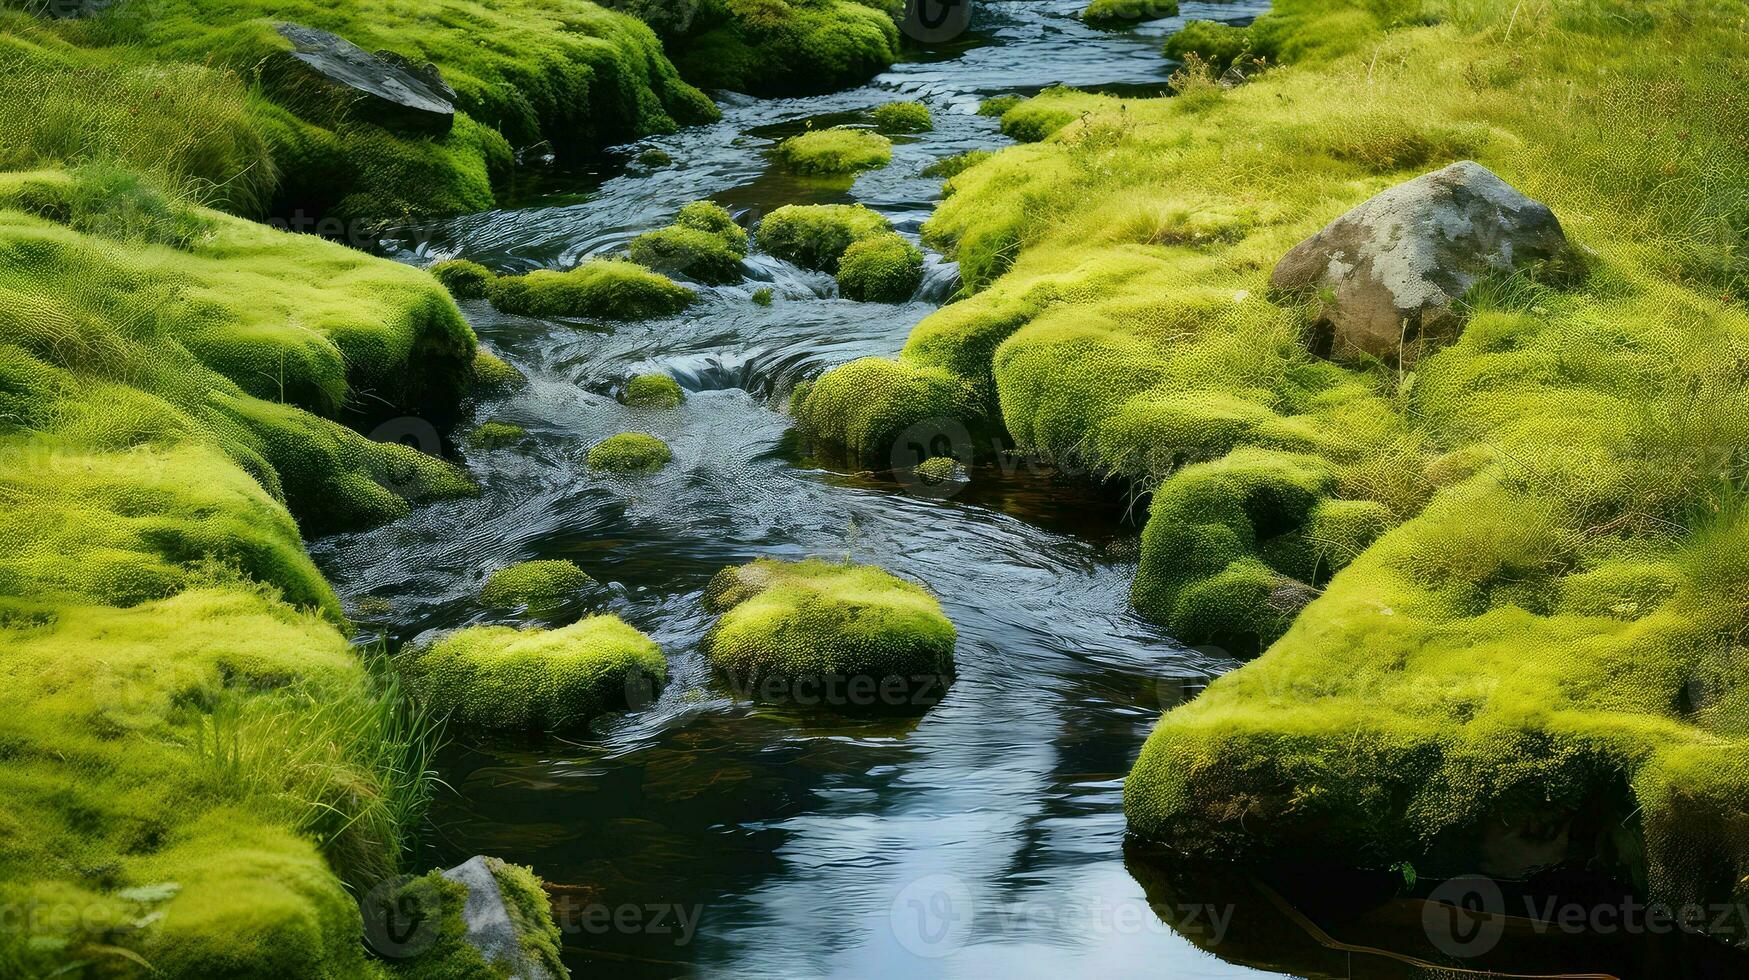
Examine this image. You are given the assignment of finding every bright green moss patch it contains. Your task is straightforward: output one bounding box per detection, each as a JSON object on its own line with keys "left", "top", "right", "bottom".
{"left": 430, "top": 258, "right": 496, "bottom": 300}
{"left": 872, "top": 101, "right": 932, "bottom": 134}
{"left": 922, "top": 150, "right": 993, "bottom": 181}
{"left": 471, "top": 349, "right": 527, "bottom": 393}
{"left": 622, "top": 374, "right": 686, "bottom": 408}
{"left": 587, "top": 432, "right": 673, "bottom": 473}
{"left": 756, "top": 203, "right": 892, "bottom": 272}
{"left": 481, "top": 559, "right": 594, "bottom": 613}
{"left": 466, "top": 421, "right": 528, "bottom": 449}
{"left": 402, "top": 616, "right": 666, "bottom": 731}
{"left": 1083, "top": 0, "right": 1177, "bottom": 28}
{"left": 664, "top": 0, "right": 901, "bottom": 96}
{"left": 701, "top": 559, "right": 955, "bottom": 706}
{"left": 487, "top": 860, "right": 568, "bottom": 978}
{"left": 488, "top": 259, "right": 696, "bottom": 320}
{"left": 792, "top": 357, "right": 986, "bottom": 465}
{"left": 773, "top": 127, "right": 892, "bottom": 176}
{"left": 915, "top": 456, "right": 964, "bottom": 484}
{"left": 836, "top": 232, "right": 924, "bottom": 303}
{"left": 977, "top": 95, "right": 1022, "bottom": 117}
{"left": 627, "top": 201, "right": 748, "bottom": 286}
{"left": 676, "top": 199, "right": 748, "bottom": 254}
{"left": 752, "top": 286, "right": 774, "bottom": 306}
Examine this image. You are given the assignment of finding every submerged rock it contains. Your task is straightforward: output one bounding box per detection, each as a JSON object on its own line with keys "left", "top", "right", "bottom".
{"left": 274, "top": 23, "right": 456, "bottom": 135}
{"left": 440, "top": 856, "right": 565, "bottom": 980}
{"left": 1272, "top": 160, "right": 1573, "bottom": 363}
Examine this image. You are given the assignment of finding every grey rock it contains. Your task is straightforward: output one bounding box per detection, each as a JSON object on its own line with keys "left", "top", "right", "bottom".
{"left": 441, "top": 856, "right": 557, "bottom": 980}
{"left": 1272, "top": 160, "right": 1573, "bottom": 363}
{"left": 274, "top": 23, "right": 456, "bottom": 135}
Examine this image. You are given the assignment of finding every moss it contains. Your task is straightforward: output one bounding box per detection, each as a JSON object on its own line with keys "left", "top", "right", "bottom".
{"left": 465, "top": 421, "right": 528, "bottom": 449}
{"left": 755, "top": 203, "right": 892, "bottom": 273}
{"left": 792, "top": 357, "right": 987, "bottom": 466}
{"left": 480, "top": 559, "right": 593, "bottom": 613}
{"left": 773, "top": 127, "right": 892, "bottom": 177}
{"left": 487, "top": 259, "right": 695, "bottom": 320}
{"left": 871, "top": 101, "right": 932, "bottom": 134}
{"left": 402, "top": 616, "right": 666, "bottom": 731}
{"left": 675, "top": 199, "right": 748, "bottom": 254}
{"left": 1083, "top": 0, "right": 1178, "bottom": 28}
{"left": 701, "top": 559, "right": 955, "bottom": 704}
{"left": 1163, "top": 20, "right": 1254, "bottom": 71}
{"left": 914, "top": 456, "right": 964, "bottom": 484}
{"left": 751, "top": 286, "right": 774, "bottom": 306}
{"left": 470, "top": 349, "right": 527, "bottom": 393}
{"left": 665, "top": 0, "right": 900, "bottom": 96}
{"left": 836, "top": 232, "right": 924, "bottom": 303}
{"left": 430, "top": 259, "right": 496, "bottom": 300}
{"left": 627, "top": 225, "right": 744, "bottom": 284}
{"left": 922, "top": 149, "right": 993, "bottom": 181}
{"left": 637, "top": 147, "right": 673, "bottom": 166}
{"left": 485, "top": 860, "right": 567, "bottom": 979}
{"left": 586, "top": 432, "right": 672, "bottom": 473}
{"left": 622, "top": 374, "right": 686, "bottom": 408}
{"left": 977, "top": 95, "right": 1022, "bottom": 117}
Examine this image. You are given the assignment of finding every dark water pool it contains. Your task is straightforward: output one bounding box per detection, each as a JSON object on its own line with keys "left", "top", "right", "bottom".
{"left": 310, "top": 3, "right": 1749, "bottom": 976}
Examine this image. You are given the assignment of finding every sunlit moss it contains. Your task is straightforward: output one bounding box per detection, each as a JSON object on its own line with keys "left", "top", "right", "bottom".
{"left": 465, "top": 421, "right": 528, "bottom": 449}
{"left": 773, "top": 127, "right": 892, "bottom": 176}
{"left": 470, "top": 349, "right": 526, "bottom": 393}
{"left": 628, "top": 200, "right": 748, "bottom": 286}
{"left": 666, "top": 0, "right": 900, "bottom": 96}
{"left": 1083, "top": 0, "right": 1177, "bottom": 28}
{"left": 402, "top": 616, "right": 666, "bottom": 731}
{"left": 430, "top": 258, "right": 495, "bottom": 300}
{"left": 587, "top": 432, "right": 672, "bottom": 473}
{"left": 622, "top": 374, "right": 686, "bottom": 408}
{"left": 488, "top": 259, "right": 695, "bottom": 320}
{"left": 756, "top": 203, "right": 891, "bottom": 272}
{"left": 835, "top": 232, "right": 924, "bottom": 302}
{"left": 481, "top": 559, "right": 593, "bottom": 613}
{"left": 871, "top": 101, "right": 932, "bottom": 134}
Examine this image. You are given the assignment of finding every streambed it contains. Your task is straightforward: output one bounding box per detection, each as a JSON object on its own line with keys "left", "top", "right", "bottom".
{"left": 308, "top": 3, "right": 1734, "bottom": 977}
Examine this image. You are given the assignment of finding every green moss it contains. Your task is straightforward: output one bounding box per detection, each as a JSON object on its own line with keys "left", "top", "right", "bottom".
{"left": 1163, "top": 20, "right": 1254, "bottom": 71}
{"left": 922, "top": 150, "right": 993, "bottom": 181}
{"left": 914, "top": 456, "right": 964, "bottom": 484}
{"left": 773, "top": 127, "right": 892, "bottom": 176}
{"left": 622, "top": 374, "right": 686, "bottom": 408}
{"left": 755, "top": 203, "right": 892, "bottom": 272}
{"left": 586, "top": 432, "right": 672, "bottom": 473}
{"left": 1083, "top": 0, "right": 1178, "bottom": 28}
{"left": 485, "top": 860, "right": 567, "bottom": 979}
{"left": 836, "top": 232, "right": 924, "bottom": 303}
{"left": 465, "top": 421, "right": 528, "bottom": 449}
{"left": 701, "top": 559, "right": 955, "bottom": 702}
{"left": 430, "top": 259, "right": 496, "bottom": 300}
{"left": 637, "top": 147, "right": 673, "bottom": 166}
{"left": 480, "top": 559, "right": 593, "bottom": 613}
{"left": 872, "top": 101, "right": 932, "bottom": 134}
{"left": 471, "top": 349, "right": 527, "bottom": 393}
{"left": 665, "top": 0, "right": 900, "bottom": 96}
{"left": 402, "top": 616, "right": 666, "bottom": 731}
{"left": 751, "top": 287, "right": 774, "bottom": 306}
{"left": 675, "top": 199, "right": 749, "bottom": 254}
{"left": 792, "top": 357, "right": 986, "bottom": 466}
{"left": 976, "top": 95, "right": 1022, "bottom": 117}
{"left": 487, "top": 259, "right": 695, "bottom": 320}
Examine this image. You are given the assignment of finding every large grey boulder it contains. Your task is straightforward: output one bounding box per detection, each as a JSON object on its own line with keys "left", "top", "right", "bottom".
{"left": 1272, "top": 160, "right": 1573, "bottom": 363}
{"left": 274, "top": 23, "right": 456, "bottom": 136}
{"left": 441, "top": 856, "right": 561, "bottom": 980}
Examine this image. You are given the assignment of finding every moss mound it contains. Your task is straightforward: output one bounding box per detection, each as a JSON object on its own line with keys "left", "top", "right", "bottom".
{"left": 872, "top": 100, "right": 932, "bottom": 134}
{"left": 470, "top": 349, "right": 527, "bottom": 392}
{"left": 587, "top": 432, "right": 672, "bottom": 473}
{"left": 488, "top": 259, "right": 695, "bottom": 320}
{"left": 464, "top": 421, "right": 528, "bottom": 449}
{"left": 701, "top": 559, "right": 956, "bottom": 706}
{"left": 773, "top": 127, "right": 892, "bottom": 177}
{"left": 664, "top": 0, "right": 900, "bottom": 96}
{"left": 836, "top": 232, "right": 924, "bottom": 303}
{"left": 1083, "top": 0, "right": 1178, "bottom": 27}
{"left": 402, "top": 616, "right": 666, "bottom": 731}
{"left": 915, "top": 455, "right": 965, "bottom": 485}
{"left": 481, "top": 559, "right": 594, "bottom": 613}
{"left": 627, "top": 201, "right": 747, "bottom": 285}
{"left": 622, "top": 373, "right": 686, "bottom": 408}
{"left": 430, "top": 258, "right": 496, "bottom": 300}
{"left": 922, "top": 150, "right": 993, "bottom": 180}
{"left": 755, "top": 203, "right": 892, "bottom": 273}
{"left": 751, "top": 286, "right": 774, "bottom": 306}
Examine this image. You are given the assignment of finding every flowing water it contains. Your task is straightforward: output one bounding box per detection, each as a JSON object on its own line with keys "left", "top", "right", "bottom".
{"left": 312, "top": 3, "right": 1747, "bottom": 977}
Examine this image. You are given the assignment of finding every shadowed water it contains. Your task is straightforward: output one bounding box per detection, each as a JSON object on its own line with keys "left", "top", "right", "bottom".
{"left": 309, "top": 3, "right": 1743, "bottom": 977}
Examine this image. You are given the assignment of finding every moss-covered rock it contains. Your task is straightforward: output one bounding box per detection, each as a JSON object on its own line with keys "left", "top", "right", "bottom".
{"left": 481, "top": 559, "right": 593, "bottom": 615}
{"left": 430, "top": 258, "right": 496, "bottom": 300}
{"left": 836, "top": 232, "right": 924, "bottom": 302}
{"left": 586, "top": 432, "right": 672, "bottom": 473}
{"left": 922, "top": 149, "right": 993, "bottom": 180}
{"left": 621, "top": 373, "right": 686, "bottom": 408}
{"left": 914, "top": 455, "right": 965, "bottom": 485}
{"left": 628, "top": 225, "right": 745, "bottom": 284}
{"left": 701, "top": 558, "right": 955, "bottom": 707}
{"left": 751, "top": 286, "right": 774, "bottom": 306}
{"left": 773, "top": 127, "right": 892, "bottom": 177}
{"left": 471, "top": 349, "right": 527, "bottom": 393}
{"left": 755, "top": 203, "right": 892, "bottom": 272}
{"left": 487, "top": 260, "right": 695, "bottom": 320}
{"left": 664, "top": 0, "right": 901, "bottom": 96}
{"left": 402, "top": 616, "right": 665, "bottom": 731}
{"left": 675, "top": 199, "right": 748, "bottom": 254}
{"left": 1083, "top": 0, "right": 1177, "bottom": 27}
{"left": 792, "top": 357, "right": 987, "bottom": 467}
{"left": 871, "top": 101, "right": 932, "bottom": 134}
{"left": 465, "top": 421, "right": 528, "bottom": 449}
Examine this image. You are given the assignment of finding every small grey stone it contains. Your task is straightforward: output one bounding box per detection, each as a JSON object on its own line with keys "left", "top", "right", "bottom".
{"left": 274, "top": 23, "right": 455, "bottom": 136}
{"left": 441, "top": 856, "right": 556, "bottom": 980}
{"left": 1272, "top": 160, "right": 1573, "bottom": 363}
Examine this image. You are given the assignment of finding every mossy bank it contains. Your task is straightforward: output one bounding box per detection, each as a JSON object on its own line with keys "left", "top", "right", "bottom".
{"left": 793, "top": 0, "right": 1749, "bottom": 938}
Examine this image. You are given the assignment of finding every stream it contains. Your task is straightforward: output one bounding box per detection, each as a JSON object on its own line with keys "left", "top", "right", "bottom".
{"left": 306, "top": 3, "right": 1740, "bottom": 977}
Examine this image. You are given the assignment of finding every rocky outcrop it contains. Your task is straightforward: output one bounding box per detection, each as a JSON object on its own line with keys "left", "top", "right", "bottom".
{"left": 274, "top": 23, "right": 456, "bottom": 135}
{"left": 1272, "top": 160, "right": 1573, "bottom": 363}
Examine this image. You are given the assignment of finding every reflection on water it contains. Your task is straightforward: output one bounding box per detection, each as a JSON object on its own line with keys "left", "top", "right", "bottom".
{"left": 309, "top": 1, "right": 1743, "bottom": 977}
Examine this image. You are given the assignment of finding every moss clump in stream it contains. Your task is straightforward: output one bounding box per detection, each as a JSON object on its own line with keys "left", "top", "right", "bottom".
{"left": 488, "top": 260, "right": 695, "bottom": 320}
{"left": 402, "top": 617, "right": 665, "bottom": 731}
{"left": 795, "top": 0, "right": 1749, "bottom": 934}
{"left": 756, "top": 203, "right": 892, "bottom": 272}
{"left": 622, "top": 373, "right": 686, "bottom": 408}
{"left": 871, "top": 101, "right": 932, "bottom": 134}
{"left": 773, "top": 128, "right": 892, "bottom": 177}
{"left": 1082, "top": 0, "right": 1178, "bottom": 28}
{"left": 430, "top": 258, "right": 496, "bottom": 300}
{"left": 701, "top": 558, "right": 956, "bottom": 707}
{"left": 481, "top": 560, "right": 594, "bottom": 613}
{"left": 587, "top": 432, "right": 673, "bottom": 473}
{"left": 836, "top": 232, "right": 924, "bottom": 303}
{"left": 628, "top": 200, "right": 748, "bottom": 285}
{"left": 661, "top": 0, "right": 901, "bottom": 96}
